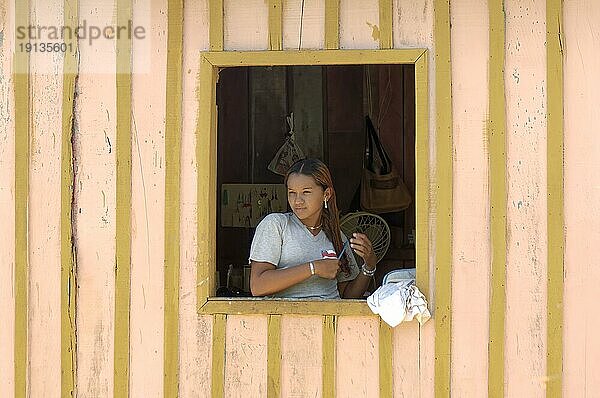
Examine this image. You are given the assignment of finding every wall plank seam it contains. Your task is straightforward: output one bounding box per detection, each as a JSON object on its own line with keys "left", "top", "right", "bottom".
{"left": 488, "top": 1, "right": 507, "bottom": 397}
{"left": 545, "top": 0, "right": 564, "bottom": 396}
{"left": 164, "top": 0, "right": 184, "bottom": 396}
{"left": 434, "top": 0, "right": 453, "bottom": 396}
{"left": 14, "top": 0, "right": 30, "bottom": 395}
{"left": 61, "top": 0, "right": 79, "bottom": 396}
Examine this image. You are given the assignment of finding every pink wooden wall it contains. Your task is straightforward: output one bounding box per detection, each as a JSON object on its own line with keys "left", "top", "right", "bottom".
{"left": 1, "top": 0, "right": 599, "bottom": 397}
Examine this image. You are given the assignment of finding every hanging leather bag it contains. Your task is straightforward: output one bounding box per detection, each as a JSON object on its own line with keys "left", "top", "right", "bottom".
{"left": 360, "top": 116, "right": 412, "bottom": 213}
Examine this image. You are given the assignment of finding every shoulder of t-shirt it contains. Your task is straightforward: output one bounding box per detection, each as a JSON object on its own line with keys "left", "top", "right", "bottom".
{"left": 256, "top": 212, "right": 292, "bottom": 232}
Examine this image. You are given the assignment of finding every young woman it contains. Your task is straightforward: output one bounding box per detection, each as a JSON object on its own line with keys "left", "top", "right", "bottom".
{"left": 249, "top": 158, "right": 377, "bottom": 299}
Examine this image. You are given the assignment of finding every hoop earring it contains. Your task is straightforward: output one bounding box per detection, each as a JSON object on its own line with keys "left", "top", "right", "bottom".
{"left": 324, "top": 199, "right": 328, "bottom": 209}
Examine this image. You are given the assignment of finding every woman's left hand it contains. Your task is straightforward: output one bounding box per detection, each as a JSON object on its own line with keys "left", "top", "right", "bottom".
{"left": 350, "top": 233, "right": 377, "bottom": 269}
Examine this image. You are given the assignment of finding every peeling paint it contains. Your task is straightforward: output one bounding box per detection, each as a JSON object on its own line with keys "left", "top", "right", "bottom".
{"left": 366, "top": 22, "right": 380, "bottom": 41}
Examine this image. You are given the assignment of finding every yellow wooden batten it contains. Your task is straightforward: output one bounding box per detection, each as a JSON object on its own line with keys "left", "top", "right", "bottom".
{"left": 324, "top": 0, "right": 340, "bottom": 50}
{"left": 433, "top": 0, "right": 453, "bottom": 396}
{"left": 209, "top": 0, "right": 224, "bottom": 51}
{"left": 164, "top": 0, "right": 185, "bottom": 396}
{"left": 268, "top": 0, "right": 283, "bottom": 51}
{"left": 322, "top": 315, "right": 336, "bottom": 398}
{"left": 114, "top": 0, "right": 133, "bottom": 396}
{"left": 546, "top": 0, "right": 565, "bottom": 396}
{"left": 379, "top": 320, "right": 394, "bottom": 397}
{"left": 61, "top": 0, "right": 79, "bottom": 396}
{"left": 14, "top": 0, "right": 30, "bottom": 396}
{"left": 211, "top": 314, "right": 227, "bottom": 398}
{"left": 378, "top": 0, "right": 393, "bottom": 50}
{"left": 267, "top": 314, "right": 282, "bottom": 398}
{"left": 488, "top": 1, "right": 507, "bottom": 397}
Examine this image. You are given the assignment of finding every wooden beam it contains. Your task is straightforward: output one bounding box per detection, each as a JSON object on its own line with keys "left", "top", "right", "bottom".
{"left": 325, "top": 0, "right": 340, "bottom": 49}
{"left": 434, "top": 0, "right": 453, "bottom": 396}
{"left": 61, "top": 0, "right": 79, "bottom": 395}
{"left": 268, "top": 0, "right": 283, "bottom": 50}
{"left": 164, "top": 0, "right": 184, "bottom": 396}
{"left": 114, "top": 0, "right": 133, "bottom": 395}
{"left": 322, "top": 315, "right": 336, "bottom": 398}
{"left": 488, "top": 1, "right": 507, "bottom": 397}
{"left": 211, "top": 314, "right": 227, "bottom": 398}
{"left": 14, "top": 0, "right": 30, "bottom": 395}
{"left": 267, "top": 315, "right": 281, "bottom": 398}
{"left": 379, "top": 0, "right": 393, "bottom": 49}
{"left": 546, "top": 0, "right": 564, "bottom": 396}
{"left": 209, "top": 0, "right": 224, "bottom": 51}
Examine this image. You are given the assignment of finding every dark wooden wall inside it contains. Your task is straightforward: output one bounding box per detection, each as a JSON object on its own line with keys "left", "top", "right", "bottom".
{"left": 216, "top": 64, "right": 416, "bottom": 291}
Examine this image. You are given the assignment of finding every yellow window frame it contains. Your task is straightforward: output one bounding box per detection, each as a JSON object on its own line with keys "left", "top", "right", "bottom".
{"left": 197, "top": 49, "right": 429, "bottom": 316}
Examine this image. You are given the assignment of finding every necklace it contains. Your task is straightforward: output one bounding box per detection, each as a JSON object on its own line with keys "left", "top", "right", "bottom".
{"left": 306, "top": 223, "right": 322, "bottom": 230}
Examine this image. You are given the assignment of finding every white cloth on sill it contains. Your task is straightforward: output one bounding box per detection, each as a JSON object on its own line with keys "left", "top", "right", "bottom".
{"left": 366, "top": 279, "right": 431, "bottom": 327}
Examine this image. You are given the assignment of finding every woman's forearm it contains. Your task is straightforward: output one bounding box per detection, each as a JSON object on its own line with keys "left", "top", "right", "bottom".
{"left": 250, "top": 262, "right": 312, "bottom": 296}
{"left": 340, "top": 272, "right": 372, "bottom": 298}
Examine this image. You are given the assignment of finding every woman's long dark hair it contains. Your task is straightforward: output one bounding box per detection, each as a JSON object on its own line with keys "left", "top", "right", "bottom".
{"left": 285, "top": 158, "right": 350, "bottom": 274}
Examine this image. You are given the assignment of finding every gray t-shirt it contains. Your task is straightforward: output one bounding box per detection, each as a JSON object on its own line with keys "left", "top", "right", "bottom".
{"left": 249, "top": 212, "right": 360, "bottom": 299}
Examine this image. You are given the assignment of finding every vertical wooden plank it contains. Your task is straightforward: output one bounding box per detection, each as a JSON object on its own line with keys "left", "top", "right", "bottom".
{"left": 450, "top": 0, "right": 491, "bottom": 397}
{"left": 415, "top": 53, "right": 429, "bottom": 299}
{"left": 164, "top": 0, "right": 184, "bottom": 396}
{"left": 379, "top": 320, "right": 393, "bottom": 398}
{"left": 324, "top": 0, "right": 339, "bottom": 49}
{"left": 379, "top": 0, "right": 392, "bottom": 49}
{"left": 339, "top": 0, "right": 379, "bottom": 49}
{"left": 211, "top": 314, "right": 226, "bottom": 398}
{"left": 280, "top": 316, "right": 322, "bottom": 397}
{"left": 410, "top": 52, "right": 430, "bottom": 398}
{"left": 129, "top": 1, "right": 167, "bottom": 397}
{"left": 322, "top": 315, "right": 336, "bottom": 398}
{"left": 282, "top": 0, "right": 325, "bottom": 50}
{"left": 209, "top": 0, "right": 223, "bottom": 51}
{"left": 223, "top": 0, "right": 269, "bottom": 50}
{"left": 504, "top": 1, "right": 548, "bottom": 397}
{"left": 336, "top": 317, "right": 379, "bottom": 398}
{"left": 114, "top": 0, "right": 133, "bottom": 395}
{"left": 392, "top": 323, "right": 419, "bottom": 397}
{"left": 248, "top": 66, "right": 288, "bottom": 183}
{"left": 563, "top": 1, "right": 600, "bottom": 396}
{"left": 545, "top": 0, "right": 564, "bottom": 396}
{"left": 291, "top": 66, "right": 324, "bottom": 159}
{"left": 61, "top": 0, "right": 78, "bottom": 395}
{"left": 74, "top": 0, "right": 117, "bottom": 395}
{"left": 434, "top": 0, "right": 452, "bottom": 396}
{"left": 13, "top": 0, "right": 30, "bottom": 396}
{"left": 223, "top": 316, "right": 268, "bottom": 398}
{"left": 179, "top": 2, "right": 211, "bottom": 397}
{"left": 0, "top": 0, "right": 16, "bottom": 396}
{"left": 488, "top": 1, "right": 506, "bottom": 397}
{"left": 196, "top": 55, "right": 217, "bottom": 306}
{"left": 269, "top": 0, "right": 283, "bottom": 50}
{"left": 28, "top": 0, "right": 64, "bottom": 395}
{"left": 393, "top": 3, "right": 435, "bottom": 397}
{"left": 267, "top": 315, "right": 281, "bottom": 398}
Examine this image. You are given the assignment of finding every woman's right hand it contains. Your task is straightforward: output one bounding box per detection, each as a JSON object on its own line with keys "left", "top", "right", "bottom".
{"left": 314, "top": 259, "right": 340, "bottom": 279}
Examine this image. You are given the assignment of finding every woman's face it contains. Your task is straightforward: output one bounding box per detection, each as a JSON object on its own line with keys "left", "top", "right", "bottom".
{"left": 286, "top": 173, "right": 330, "bottom": 226}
